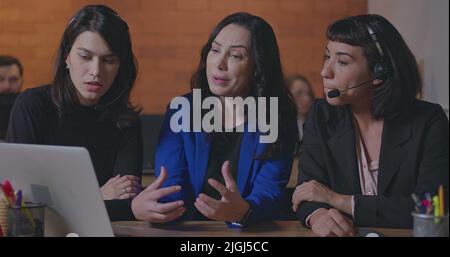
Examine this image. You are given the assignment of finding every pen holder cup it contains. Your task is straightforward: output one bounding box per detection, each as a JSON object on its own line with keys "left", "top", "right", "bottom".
{"left": 412, "top": 212, "right": 449, "bottom": 237}
{"left": 0, "top": 200, "right": 8, "bottom": 235}
{"left": 7, "top": 202, "right": 45, "bottom": 237}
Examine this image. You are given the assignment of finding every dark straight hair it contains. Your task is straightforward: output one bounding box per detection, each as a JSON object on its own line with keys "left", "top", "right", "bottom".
{"left": 326, "top": 14, "right": 422, "bottom": 119}
{"left": 190, "top": 12, "right": 298, "bottom": 158}
{"left": 51, "top": 5, "right": 140, "bottom": 128}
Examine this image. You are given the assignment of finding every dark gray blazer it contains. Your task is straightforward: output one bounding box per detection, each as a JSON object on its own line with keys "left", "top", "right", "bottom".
{"left": 296, "top": 99, "right": 449, "bottom": 228}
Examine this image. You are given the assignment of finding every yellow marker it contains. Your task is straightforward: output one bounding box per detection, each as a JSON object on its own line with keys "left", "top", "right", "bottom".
{"left": 433, "top": 196, "right": 440, "bottom": 217}
{"left": 439, "top": 185, "right": 444, "bottom": 216}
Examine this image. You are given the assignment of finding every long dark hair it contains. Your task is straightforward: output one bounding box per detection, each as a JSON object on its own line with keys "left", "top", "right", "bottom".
{"left": 326, "top": 14, "right": 422, "bottom": 119}
{"left": 191, "top": 12, "right": 298, "bottom": 158}
{"left": 51, "top": 5, "right": 140, "bottom": 128}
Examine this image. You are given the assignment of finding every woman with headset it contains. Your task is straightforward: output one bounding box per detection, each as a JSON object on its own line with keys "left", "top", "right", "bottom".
{"left": 292, "top": 14, "right": 448, "bottom": 236}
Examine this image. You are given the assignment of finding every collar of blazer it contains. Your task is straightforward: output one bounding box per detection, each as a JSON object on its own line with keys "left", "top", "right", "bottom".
{"left": 325, "top": 104, "right": 412, "bottom": 146}
{"left": 378, "top": 112, "right": 411, "bottom": 194}
{"left": 325, "top": 104, "right": 412, "bottom": 194}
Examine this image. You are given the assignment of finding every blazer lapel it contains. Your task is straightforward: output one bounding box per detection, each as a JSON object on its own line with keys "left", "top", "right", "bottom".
{"left": 237, "top": 128, "right": 257, "bottom": 194}
{"left": 378, "top": 115, "right": 411, "bottom": 194}
{"left": 327, "top": 115, "right": 361, "bottom": 194}
{"left": 194, "top": 132, "right": 211, "bottom": 196}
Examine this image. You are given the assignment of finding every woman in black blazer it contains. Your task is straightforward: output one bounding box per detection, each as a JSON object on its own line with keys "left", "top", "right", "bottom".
{"left": 292, "top": 14, "right": 448, "bottom": 236}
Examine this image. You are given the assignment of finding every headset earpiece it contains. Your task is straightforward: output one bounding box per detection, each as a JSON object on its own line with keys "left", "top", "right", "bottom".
{"left": 366, "top": 25, "right": 393, "bottom": 81}
{"left": 373, "top": 60, "right": 391, "bottom": 81}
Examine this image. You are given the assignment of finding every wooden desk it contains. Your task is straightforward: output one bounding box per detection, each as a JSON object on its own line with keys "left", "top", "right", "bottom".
{"left": 112, "top": 220, "right": 412, "bottom": 237}
{"left": 141, "top": 174, "right": 156, "bottom": 187}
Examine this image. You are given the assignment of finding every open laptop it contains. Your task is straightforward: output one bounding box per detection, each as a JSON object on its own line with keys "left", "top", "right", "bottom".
{"left": 0, "top": 143, "right": 114, "bottom": 236}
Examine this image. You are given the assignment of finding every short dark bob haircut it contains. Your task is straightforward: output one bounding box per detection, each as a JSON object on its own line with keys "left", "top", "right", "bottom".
{"left": 327, "top": 14, "right": 422, "bottom": 119}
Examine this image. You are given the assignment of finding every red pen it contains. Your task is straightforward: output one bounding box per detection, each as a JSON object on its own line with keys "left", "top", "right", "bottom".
{"left": 1, "top": 180, "right": 16, "bottom": 206}
{"left": 1, "top": 183, "right": 11, "bottom": 206}
{"left": 422, "top": 199, "right": 433, "bottom": 215}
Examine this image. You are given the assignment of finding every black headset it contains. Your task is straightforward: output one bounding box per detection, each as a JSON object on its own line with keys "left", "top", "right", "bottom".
{"left": 366, "top": 24, "right": 392, "bottom": 81}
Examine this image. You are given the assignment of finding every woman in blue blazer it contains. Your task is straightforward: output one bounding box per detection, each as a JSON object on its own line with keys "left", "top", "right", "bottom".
{"left": 131, "top": 12, "right": 298, "bottom": 226}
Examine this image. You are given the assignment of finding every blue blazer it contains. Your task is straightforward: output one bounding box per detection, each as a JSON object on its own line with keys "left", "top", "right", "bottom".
{"left": 155, "top": 93, "right": 294, "bottom": 225}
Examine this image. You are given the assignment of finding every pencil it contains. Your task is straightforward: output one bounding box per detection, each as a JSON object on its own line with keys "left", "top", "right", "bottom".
{"left": 439, "top": 185, "right": 444, "bottom": 216}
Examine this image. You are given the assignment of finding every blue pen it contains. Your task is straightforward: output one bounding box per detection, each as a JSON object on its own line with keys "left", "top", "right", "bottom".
{"left": 411, "top": 193, "right": 425, "bottom": 213}
{"left": 14, "top": 190, "right": 36, "bottom": 228}
{"left": 16, "top": 190, "right": 22, "bottom": 207}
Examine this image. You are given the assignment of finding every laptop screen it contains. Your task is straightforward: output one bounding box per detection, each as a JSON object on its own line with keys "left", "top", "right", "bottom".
{"left": 0, "top": 143, "right": 114, "bottom": 236}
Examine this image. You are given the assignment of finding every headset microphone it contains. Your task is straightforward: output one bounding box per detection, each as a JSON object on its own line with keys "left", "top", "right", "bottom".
{"left": 327, "top": 79, "right": 375, "bottom": 98}
{"left": 327, "top": 89, "right": 340, "bottom": 98}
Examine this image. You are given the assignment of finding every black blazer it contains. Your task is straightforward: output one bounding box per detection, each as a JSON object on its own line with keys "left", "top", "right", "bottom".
{"left": 296, "top": 99, "right": 449, "bottom": 228}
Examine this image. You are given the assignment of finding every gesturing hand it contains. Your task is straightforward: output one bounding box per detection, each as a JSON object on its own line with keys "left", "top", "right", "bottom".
{"left": 194, "top": 161, "right": 250, "bottom": 222}
{"left": 131, "top": 166, "right": 186, "bottom": 223}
